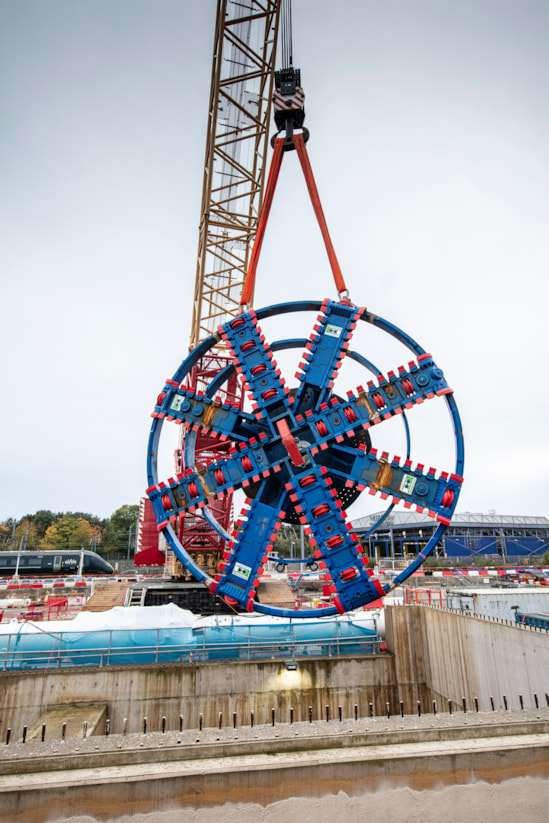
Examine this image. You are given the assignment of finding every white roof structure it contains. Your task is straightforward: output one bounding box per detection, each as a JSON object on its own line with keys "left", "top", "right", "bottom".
{"left": 351, "top": 511, "right": 549, "bottom": 530}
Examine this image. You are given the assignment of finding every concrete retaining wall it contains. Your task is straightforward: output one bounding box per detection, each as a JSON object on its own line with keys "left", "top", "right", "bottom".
{"left": 0, "top": 654, "right": 397, "bottom": 736}
{"left": 385, "top": 605, "right": 549, "bottom": 710}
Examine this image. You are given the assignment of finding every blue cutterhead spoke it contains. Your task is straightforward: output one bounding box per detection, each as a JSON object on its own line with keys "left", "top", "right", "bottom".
{"left": 151, "top": 382, "right": 261, "bottom": 443}
{"left": 284, "top": 466, "right": 387, "bottom": 612}
{"left": 321, "top": 443, "right": 463, "bottom": 525}
{"left": 146, "top": 438, "right": 276, "bottom": 529}
{"left": 296, "top": 352, "right": 453, "bottom": 448}
{"left": 218, "top": 311, "right": 294, "bottom": 431}
{"left": 210, "top": 491, "right": 286, "bottom": 611}
{"left": 293, "top": 299, "right": 365, "bottom": 414}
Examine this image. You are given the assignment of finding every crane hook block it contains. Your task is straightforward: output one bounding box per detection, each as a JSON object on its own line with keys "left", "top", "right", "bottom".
{"left": 273, "top": 67, "right": 309, "bottom": 148}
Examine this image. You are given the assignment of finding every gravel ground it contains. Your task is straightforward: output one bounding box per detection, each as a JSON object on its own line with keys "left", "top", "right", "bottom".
{"left": 1, "top": 706, "right": 548, "bottom": 763}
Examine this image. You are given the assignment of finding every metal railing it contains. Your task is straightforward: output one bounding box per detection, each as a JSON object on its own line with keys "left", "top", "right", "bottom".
{"left": 0, "top": 631, "right": 382, "bottom": 671}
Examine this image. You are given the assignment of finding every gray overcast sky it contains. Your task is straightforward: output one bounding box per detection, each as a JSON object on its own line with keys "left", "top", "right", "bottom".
{"left": 1, "top": 0, "right": 548, "bottom": 522}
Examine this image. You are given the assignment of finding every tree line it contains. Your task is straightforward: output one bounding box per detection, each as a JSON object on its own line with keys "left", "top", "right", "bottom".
{"left": 0, "top": 506, "right": 140, "bottom": 556}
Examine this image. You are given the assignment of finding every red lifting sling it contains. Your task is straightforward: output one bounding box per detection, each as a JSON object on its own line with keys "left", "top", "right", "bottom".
{"left": 240, "top": 131, "right": 349, "bottom": 308}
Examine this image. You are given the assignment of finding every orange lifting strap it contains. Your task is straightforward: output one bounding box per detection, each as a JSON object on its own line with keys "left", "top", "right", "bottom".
{"left": 240, "top": 132, "right": 348, "bottom": 308}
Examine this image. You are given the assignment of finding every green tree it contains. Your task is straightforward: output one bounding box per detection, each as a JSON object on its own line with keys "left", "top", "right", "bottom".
{"left": 30, "top": 510, "right": 57, "bottom": 540}
{"left": 103, "top": 505, "right": 139, "bottom": 555}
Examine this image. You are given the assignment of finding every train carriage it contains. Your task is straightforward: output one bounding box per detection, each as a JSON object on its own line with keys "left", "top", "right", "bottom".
{"left": 0, "top": 551, "right": 113, "bottom": 577}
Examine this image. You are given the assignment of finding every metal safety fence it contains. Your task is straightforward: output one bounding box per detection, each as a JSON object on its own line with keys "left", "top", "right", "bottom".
{"left": 0, "top": 630, "right": 381, "bottom": 671}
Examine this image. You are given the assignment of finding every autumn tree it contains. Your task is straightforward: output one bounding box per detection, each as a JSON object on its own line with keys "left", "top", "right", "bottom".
{"left": 39, "top": 516, "right": 94, "bottom": 551}
{"left": 13, "top": 519, "right": 39, "bottom": 550}
{"left": 0, "top": 520, "right": 14, "bottom": 549}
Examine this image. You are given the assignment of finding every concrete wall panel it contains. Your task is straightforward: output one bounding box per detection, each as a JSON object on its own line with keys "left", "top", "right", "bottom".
{"left": 0, "top": 655, "right": 397, "bottom": 736}
{"left": 388, "top": 606, "right": 549, "bottom": 710}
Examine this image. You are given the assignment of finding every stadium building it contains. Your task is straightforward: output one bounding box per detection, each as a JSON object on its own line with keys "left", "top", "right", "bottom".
{"left": 351, "top": 512, "right": 549, "bottom": 563}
